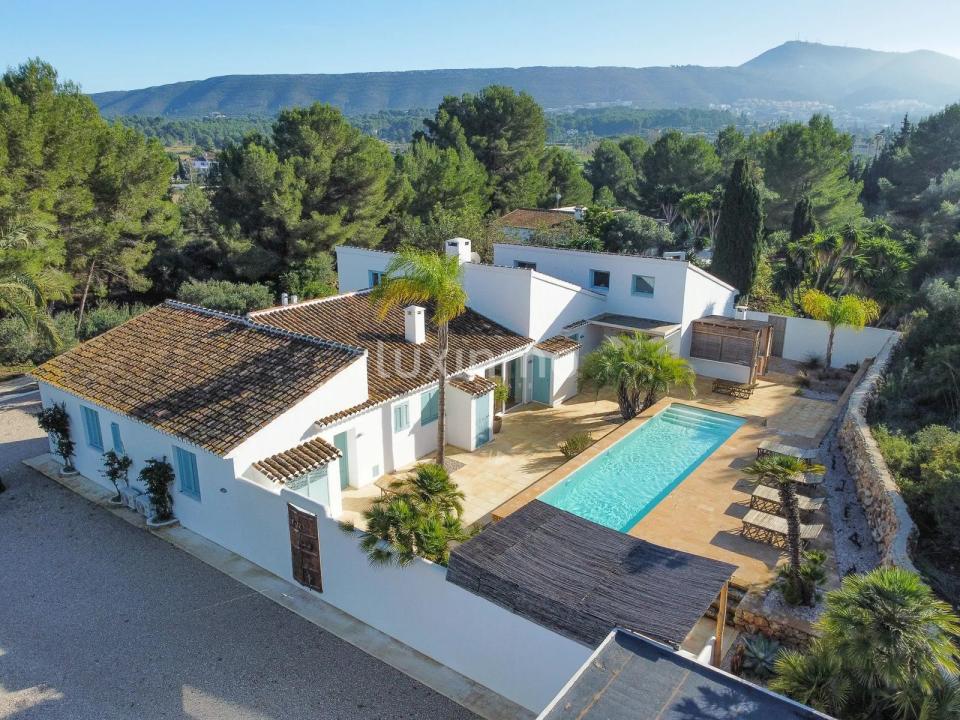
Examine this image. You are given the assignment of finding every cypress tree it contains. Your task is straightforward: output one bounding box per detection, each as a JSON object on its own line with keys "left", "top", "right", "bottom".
{"left": 790, "top": 195, "right": 817, "bottom": 241}
{"left": 711, "top": 159, "right": 763, "bottom": 296}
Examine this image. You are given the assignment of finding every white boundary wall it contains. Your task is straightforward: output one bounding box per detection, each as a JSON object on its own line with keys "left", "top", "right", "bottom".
{"left": 227, "top": 479, "right": 593, "bottom": 713}
{"left": 744, "top": 311, "right": 898, "bottom": 368}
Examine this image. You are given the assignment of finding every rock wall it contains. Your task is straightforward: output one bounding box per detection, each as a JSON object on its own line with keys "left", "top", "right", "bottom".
{"left": 837, "top": 334, "right": 917, "bottom": 572}
{"left": 734, "top": 591, "right": 817, "bottom": 648}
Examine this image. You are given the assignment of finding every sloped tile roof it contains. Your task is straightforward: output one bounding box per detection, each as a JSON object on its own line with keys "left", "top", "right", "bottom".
{"left": 449, "top": 375, "right": 497, "bottom": 397}
{"left": 253, "top": 435, "right": 342, "bottom": 483}
{"left": 251, "top": 292, "right": 532, "bottom": 423}
{"left": 33, "top": 301, "right": 363, "bottom": 455}
{"left": 535, "top": 335, "right": 581, "bottom": 356}
{"left": 494, "top": 208, "right": 575, "bottom": 230}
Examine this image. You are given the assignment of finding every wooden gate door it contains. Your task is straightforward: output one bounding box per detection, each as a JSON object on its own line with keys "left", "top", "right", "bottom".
{"left": 768, "top": 315, "right": 787, "bottom": 357}
{"left": 288, "top": 504, "right": 322, "bottom": 592}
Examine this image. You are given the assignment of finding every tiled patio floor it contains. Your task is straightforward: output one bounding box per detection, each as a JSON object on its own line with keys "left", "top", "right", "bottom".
{"left": 341, "top": 372, "right": 842, "bottom": 588}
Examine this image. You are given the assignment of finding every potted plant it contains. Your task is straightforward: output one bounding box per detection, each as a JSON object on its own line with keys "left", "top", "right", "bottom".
{"left": 36, "top": 402, "right": 77, "bottom": 475}
{"left": 492, "top": 377, "right": 509, "bottom": 433}
{"left": 139, "top": 457, "right": 176, "bottom": 527}
{"left": 102, "top": 450, "right": 133, "bottom": 505}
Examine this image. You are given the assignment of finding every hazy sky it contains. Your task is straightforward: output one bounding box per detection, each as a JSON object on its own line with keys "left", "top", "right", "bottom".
{"left": 4, "top": 0, "right": 960, "bottom": 92}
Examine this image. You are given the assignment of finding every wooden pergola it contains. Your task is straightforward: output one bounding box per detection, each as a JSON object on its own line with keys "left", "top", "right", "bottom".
{"left": 690, "top": 315, "right": 773, "bottom": 383}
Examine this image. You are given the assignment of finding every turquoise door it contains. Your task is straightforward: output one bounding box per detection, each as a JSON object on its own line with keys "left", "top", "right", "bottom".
{"left": 333, "top": 432, "right": 350, "bottom": 489}
{"left": 475, "top": 394, "right": 491, "bottom": 447}
{"left": 532, "top": 356, "right": 552, "bottom": 404}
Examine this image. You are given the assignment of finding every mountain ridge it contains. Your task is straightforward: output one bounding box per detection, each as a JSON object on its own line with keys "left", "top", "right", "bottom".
{"left": 90, "top": 41, "right": 960, "bottom": 119}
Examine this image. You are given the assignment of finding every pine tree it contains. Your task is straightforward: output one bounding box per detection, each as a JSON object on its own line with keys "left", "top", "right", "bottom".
{"left": 789, "top": 195, "right": 817, "bottom": 241}
{"left": 711, "top": 159, "right": 763, "bottom": 296}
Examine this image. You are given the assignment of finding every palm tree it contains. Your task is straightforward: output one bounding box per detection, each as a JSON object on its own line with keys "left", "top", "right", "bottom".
{"left": 340, "top": 465, "right": 471, "bottom": 567}
{"left": 772, "top": 568, "right": 960, "bottom": 719}
{"left": 371, "top": 248, "right": 467, "bottom": 466}
{"left": 0, "top": 220, "right": 71, "bottom": 349}
{"left": 389, "top": 463, "right": 465, "bottom": 518}
{"left": 800, "top": 289, "right": 880, "bottom": 368}
{"left": 743, "top": 454, "right": 825, "bottom": 605}
{"left": 579, "top": 333, "right": 696, "bottom": 420}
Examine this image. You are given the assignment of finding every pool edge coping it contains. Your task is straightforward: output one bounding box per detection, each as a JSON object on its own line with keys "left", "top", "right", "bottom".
{"left": 491, "top": 397, "right": 759, "bottom": 523}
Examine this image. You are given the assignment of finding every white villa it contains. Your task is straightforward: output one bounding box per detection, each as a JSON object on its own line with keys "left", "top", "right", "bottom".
{"left": 31, "top": 238, "right": 889, "bottom": 715}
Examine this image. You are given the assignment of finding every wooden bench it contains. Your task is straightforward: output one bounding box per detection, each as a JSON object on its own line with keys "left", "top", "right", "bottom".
{"left": 742, "top": 509, "right": 823, "bottom": 549}
{"left": 712, "top": 378, "right": 757, "bottom": 399}
{"left": 750, "top": 484, "right": 825, "bottom": 518}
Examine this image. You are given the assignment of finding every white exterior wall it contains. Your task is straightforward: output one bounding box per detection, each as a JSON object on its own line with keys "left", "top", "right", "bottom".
{"left": 446, "top": 385, "right": 476, "bottom": 452}
{"left": 462, "top": 263, "right": 534, "bottom": 336}
{"left": 679, "top": 266, "right": 738, "bottom": 356}
{"left": 687, "top": 357, "right": 753, "bottom": 383}
{"left": 227, "top": 354, "right": 368, "bottom": 472}
{"left": 319, "top": 408, "right": 385, "bottom": 488}
{"left": 36, "top": 383, "right": 243, "bottom": 549}
{"left": 745, "top": 311, "right": 899, "bottom": 369}
{"left": 550, "top": 351, "right": 579, "bottom": 405}
{"left": 335, "top": 245, "right": 394, "bottom": 293}
{"left": 526, "top": 273, "right": 605, "bottom": 341}
{"left": 492, "top": 244, "right": 690, "bottom": 324}
{"left": 222, "top": 481, "right": 593, "bottom": 713}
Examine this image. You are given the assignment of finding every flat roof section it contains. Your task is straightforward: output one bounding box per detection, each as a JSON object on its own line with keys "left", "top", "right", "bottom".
{"left": 446, "top": 501, "right": 735, "bottom": 648}
{"left": 540, "top": 629, "right": 833, "bottom": 720}
{"left": 567, "top": 312, "right": 681, "bottom": 337}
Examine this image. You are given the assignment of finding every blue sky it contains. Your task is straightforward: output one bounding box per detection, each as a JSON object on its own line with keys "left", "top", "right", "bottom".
{"left": 4, "top": 0, "right": 960, "bottom": 92}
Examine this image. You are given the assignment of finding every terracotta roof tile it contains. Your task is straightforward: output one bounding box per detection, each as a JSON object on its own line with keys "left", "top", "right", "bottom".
{"left": 494, "top": 208, "right": 575, "bottom": 230}
{"left": 535, "top": 335, "right": 581, "bottom": 356}
{"left": 251, "top": 292, "right": 532, "bottom": 423}
{"left": 33, "top": 301, "right": 363, "bottom": 455}
{"left": 449, "top": 375, "right": 497, "bottom": 397}
{"left": 253, "top": 435, "right": 341, "bottom": 483}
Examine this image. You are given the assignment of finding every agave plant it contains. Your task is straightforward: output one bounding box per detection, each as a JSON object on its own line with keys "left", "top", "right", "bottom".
{"left": 740, "top": 634, "right": 782, "bottom": 680}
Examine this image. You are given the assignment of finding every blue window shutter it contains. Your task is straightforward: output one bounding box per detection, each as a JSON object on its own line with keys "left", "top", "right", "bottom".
{"left": 174, "top": 446, "right": 201, "bottom": 500}
{"left": 110, "top": 422, "right": 124, "bottom": 455}
{"left": 420, "top": 389, "right": 439, "bottom": 425}
{"left": 82, "top": 406, "right": 103, "bottom": 450}
{"left": 394, "top": 402, "right": 410, "bottom": 432}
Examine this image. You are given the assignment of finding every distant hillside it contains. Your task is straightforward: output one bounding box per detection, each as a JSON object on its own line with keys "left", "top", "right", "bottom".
{"left": 91, "top": 42, "right": 960, "bottom": 122}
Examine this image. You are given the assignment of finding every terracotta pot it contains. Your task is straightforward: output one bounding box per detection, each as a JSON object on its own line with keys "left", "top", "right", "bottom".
{"left": 493, "top": 414, "right": 504, "bottom": 434}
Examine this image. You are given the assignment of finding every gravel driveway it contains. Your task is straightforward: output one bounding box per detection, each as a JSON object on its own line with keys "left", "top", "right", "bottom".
{"left": 0, "top": 392, "right": 476, "bottom": 720}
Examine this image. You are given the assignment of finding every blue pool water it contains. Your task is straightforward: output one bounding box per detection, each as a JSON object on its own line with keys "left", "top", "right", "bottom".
{"left": 540, "top": 404, "right": 745, "bottom": 532}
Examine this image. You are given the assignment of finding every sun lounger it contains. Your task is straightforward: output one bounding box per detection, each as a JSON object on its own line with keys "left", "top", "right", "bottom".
{"left": 741, "top": 509, "right": 823, "bottom": 549}
{"left": 712, "top": 378, "right": 756, "bottom": 399}
{"left": 757, "top": 439, "right": 819, "bottom": 461}
{"left": 750, "top": 485, "right": 825, "bottom": 517}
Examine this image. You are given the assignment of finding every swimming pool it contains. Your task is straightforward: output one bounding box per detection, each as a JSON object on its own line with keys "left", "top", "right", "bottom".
{"left": 540, "top": 404, "right": 745, "bottom": 532}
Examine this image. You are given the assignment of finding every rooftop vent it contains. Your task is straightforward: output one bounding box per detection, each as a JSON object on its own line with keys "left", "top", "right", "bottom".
{"left": 404, "top": 306, "right": 426, "bottom": 344}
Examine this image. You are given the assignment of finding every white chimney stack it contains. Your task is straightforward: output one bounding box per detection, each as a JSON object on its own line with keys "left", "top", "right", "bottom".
{"left": 281, "top": 292, "right": 289, "bottom": 306}
{"left": 404, "top": 306, "right": 426, "bottom": 344}
{"left": 290, "top": 294, "right": 299, "bottom": 305}
{"left": 573, "top": 206, "right": 586, "bottom": 221}
{"left": 735, "top": 304, "right": 749, "bottom": 320}
{"left": 445, "top": 237, "right": 472, "bottom": 265}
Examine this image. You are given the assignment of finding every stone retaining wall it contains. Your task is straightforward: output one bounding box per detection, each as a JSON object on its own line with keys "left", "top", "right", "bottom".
{"left": 733, "top": 591, "right": 817, "bottom": 648}
{"left": 837, "top": 333, "right": 917, "bottom": 572}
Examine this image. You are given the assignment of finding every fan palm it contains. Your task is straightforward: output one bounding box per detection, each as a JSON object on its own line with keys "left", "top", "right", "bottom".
{"left": 579, "top": 332, "right": 696, "bottom": 420}
{"left": 772, "top": 568, "right": 960, "bottom": 720}
{"left": 389, "top": 463, "right": 465, "bottom": 518}
{"left": 743, "top": 454, "right": 825, "bottom": 605}
{"left": 801, "top": 289, "right": 880, "bottom": 368}
{"left": 370, "top": 248, "right": 467, "bottom": 466}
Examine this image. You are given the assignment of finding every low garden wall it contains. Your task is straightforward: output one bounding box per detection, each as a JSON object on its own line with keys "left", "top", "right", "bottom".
{"left": 837, "top": 333, "right": 917, "bottom": 572}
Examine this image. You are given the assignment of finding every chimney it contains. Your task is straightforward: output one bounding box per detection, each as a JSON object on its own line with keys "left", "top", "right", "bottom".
{"left": 445, "top": 237, "right": 472, "bottom": 265}
{"left": 735, "top": 304, "right": 749, "bottom": 320}
{"left": 404, "top": 306, "right": 426, "bottom": 344}
{"left": 573, "top": 206, "right": 586, "bottom": 221}
{"left": 290, "top": 294, "right": 299, "bottom": 305}
{"left": 281, "top": 292, "right": 289, "bottom": 306}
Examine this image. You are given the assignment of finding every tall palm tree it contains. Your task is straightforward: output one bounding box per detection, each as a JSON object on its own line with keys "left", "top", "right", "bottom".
{"left": 772, "top": 568, "right": 960, "bottom": 720}
{"left": 743, "top": 454, "right": 825, "bottom": 605}
{"left": 370, "top": 248, "right": 467, "bottom": 466}
{"left": 579, "top": 333, "right": 696, "bottom": 420}
{"left": 801, "top": 289, "right": 880, "bottom": 368}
